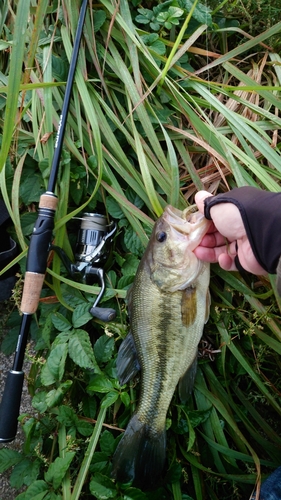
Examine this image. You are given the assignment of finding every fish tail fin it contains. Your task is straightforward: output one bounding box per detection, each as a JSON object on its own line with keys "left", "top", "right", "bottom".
{"left": 111, "top": 413, "right": 166, "bottom": 488}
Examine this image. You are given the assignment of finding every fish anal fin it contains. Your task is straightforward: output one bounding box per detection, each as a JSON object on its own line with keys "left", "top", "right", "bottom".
{"left": 181, "top": 287, "right": 197, "bottom": 327}
{"left": 116, "top": 332, "right": 140, "bottom": 386}
{"left": 178, "top": 356, "right": 198, "bottom": 404}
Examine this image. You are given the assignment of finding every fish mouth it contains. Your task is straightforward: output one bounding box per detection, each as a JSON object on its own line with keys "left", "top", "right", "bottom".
{"left": 163, "top": 204, "right": 208, "bottom": 235}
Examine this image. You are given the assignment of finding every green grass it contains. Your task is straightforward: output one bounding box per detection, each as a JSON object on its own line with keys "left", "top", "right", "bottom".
{"left": 0, "top": 1, "right": 281, "bottom": 499}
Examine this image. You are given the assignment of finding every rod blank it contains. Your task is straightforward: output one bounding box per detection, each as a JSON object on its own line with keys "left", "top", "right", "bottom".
{"left": 0, "top": 0, "right": 88, "bottom": 443}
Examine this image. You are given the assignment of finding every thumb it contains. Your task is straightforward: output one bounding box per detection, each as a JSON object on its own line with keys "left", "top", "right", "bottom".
{"left": 195, "top": 190, "right": 213, "bottom": 215}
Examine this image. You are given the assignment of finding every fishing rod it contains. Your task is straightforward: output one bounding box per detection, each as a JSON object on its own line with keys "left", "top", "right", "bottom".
{"left": 0, "top": 0, "right": 89, "bottom": 443}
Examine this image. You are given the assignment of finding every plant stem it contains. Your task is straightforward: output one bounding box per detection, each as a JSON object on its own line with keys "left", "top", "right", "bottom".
{"left": 58, "top": 424, "right": 72, "bottom": 500}
{"left": 70, "top": 406, "right": 107, "bottom": 500}
{"left": 158, "top": 0, "right": 199, "bottom": 88}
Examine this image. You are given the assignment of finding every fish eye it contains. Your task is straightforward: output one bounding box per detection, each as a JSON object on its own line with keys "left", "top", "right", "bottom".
{"left": 156, "top": 231, "right": 167, "bottom": 243}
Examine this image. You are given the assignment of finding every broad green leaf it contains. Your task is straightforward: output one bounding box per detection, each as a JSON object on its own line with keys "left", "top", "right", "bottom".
{"left": 89, "top": 473, "right": 116, "bottom": 499}
{"left": 45, "top": 452, "right": 76, "bottom": 490}
{"left": 68, "top": 329, "right": 99, "bottom": 370}
{"left": 75, "top": 419, "right": 93, "bottom": 437}
{"left": 94, "top": 335, "right": 115, "bottom": 364}
{"left": 101, "top": 391, "right": 119, "bottom": 409}
{"left": 32, "top": 391, "right": 48, "bottom": 413}
{"left": 87, "top": 374, "right": 114, "bottom": 393}
{"left": 52, "top": 312, "right": 72, "bottom": 332}
{"left": 41, "top": 343, "right": 68, "bottom": 385}
{"left": 124, "top": 225, "right": 146, "bottom": 257}
{"left": 0, "top": 448, "right": 22, "bottom": 473}
{"left": 10, "top": 458, "right": 40, "bottom": 489}
{"left": 123, "top": 488, "right": 148, "bottom": 500}
{"left": 15, "top": 480, "right": 49, "bottom": 500}
{"left": 100, "top": 430, "right": 115, "bottom": 455}
{"left": 72, "top": 302, "right": 93, "bottom": 328}
{"left": 39, "top": 313, "right": 54, "bottom": 348}
{"left": 45, "top": 381, "right": 73, "bottom": 408}
{"left": 93, "top": 10, "right": 107, "bottom": 32}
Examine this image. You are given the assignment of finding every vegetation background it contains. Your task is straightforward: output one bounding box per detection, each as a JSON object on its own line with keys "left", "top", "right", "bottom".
{"left": 0, "top": 0, "right": 281, "bottom": 499}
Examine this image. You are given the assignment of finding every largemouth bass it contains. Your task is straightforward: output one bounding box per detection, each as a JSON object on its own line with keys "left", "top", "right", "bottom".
{"left": 111, "top": 205, "right": 211, "bottom": 488}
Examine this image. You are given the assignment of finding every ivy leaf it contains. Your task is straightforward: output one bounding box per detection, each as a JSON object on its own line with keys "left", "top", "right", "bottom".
{"left": 68, "top": 329, "right": 99, "bottom": 370}
{"left": 44, "top": 452, "right": 75, "bottom": 490}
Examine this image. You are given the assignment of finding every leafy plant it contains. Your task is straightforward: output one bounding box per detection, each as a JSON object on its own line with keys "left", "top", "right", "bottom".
{"left": 0, "top": 1, "right": 281, "bottom": 499}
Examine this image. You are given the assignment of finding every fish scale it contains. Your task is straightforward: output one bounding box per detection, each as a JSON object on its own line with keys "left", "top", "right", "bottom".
{"left": 111, "top": 205, "right": 210, "bottom": 488}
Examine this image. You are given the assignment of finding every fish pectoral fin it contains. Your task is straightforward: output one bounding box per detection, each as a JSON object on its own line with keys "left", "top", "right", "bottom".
{"left": 205, "top": 289, "right": 211, "bottom": 324}
{"left": 178, "top": 356, "right": 198, "bottom": 404}
{"left": 116, "top": 332, "right": 140, "bottom": 386}
{"left": 181, "top": 287, "right": 197, "bottom": 327}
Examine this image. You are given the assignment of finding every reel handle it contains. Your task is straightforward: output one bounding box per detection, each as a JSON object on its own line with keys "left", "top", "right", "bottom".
{"left": 90, "top": 306, "right": 116, "bottom": 322}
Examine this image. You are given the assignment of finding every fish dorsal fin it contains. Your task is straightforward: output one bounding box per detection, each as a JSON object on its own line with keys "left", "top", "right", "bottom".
{"left": 116, "top": 332, "right": 140, "bottom": 386}
{"left": 178, "top": 356, "right": 198, "bottom": 404}
{"left": 181, "top": 286, "right": 197, "bottom": 327}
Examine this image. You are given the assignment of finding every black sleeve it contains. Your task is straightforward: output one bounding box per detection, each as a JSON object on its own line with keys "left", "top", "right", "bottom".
{"left": 204, "top": 186, "right": 281, "bottom": 275}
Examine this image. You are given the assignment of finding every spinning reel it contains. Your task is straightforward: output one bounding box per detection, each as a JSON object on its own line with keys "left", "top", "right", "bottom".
{"left": 54, "top": 213, "right": 117, "bottom": 322}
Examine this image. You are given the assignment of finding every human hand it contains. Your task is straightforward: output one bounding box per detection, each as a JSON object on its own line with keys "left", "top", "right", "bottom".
{"left": 194, "top": 190, "right": 267, "bottom": 275}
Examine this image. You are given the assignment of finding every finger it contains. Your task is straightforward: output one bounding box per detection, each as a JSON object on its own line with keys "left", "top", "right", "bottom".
{"left": 195, "top": 190, "right": 213, "bottom": 215}
{"left": 208, "top": 203, "right": 246, "bottom": 240}
{"left": 194, "top": 246, "right": 220, "bottom": 263}
{"left": 218, "top": 253, "right": 237, "bottom": 271}
{"left": 238, "top": 240, "right": 267, "bottom": 275}
{"left": 194, "top": 239, "right": 238, "bottom": 263}
{"left": 199, "top": 231, "right": 235, "bottom": 248}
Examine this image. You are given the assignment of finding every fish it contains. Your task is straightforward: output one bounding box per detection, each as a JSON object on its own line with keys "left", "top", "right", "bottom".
{"left": 111, "top": 205, "right": 211, "bottom": 488}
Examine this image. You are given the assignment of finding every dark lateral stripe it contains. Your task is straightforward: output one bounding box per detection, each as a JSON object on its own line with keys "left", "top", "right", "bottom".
{"left": 138, "top": 291, "right": 184, "bottom": 427}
